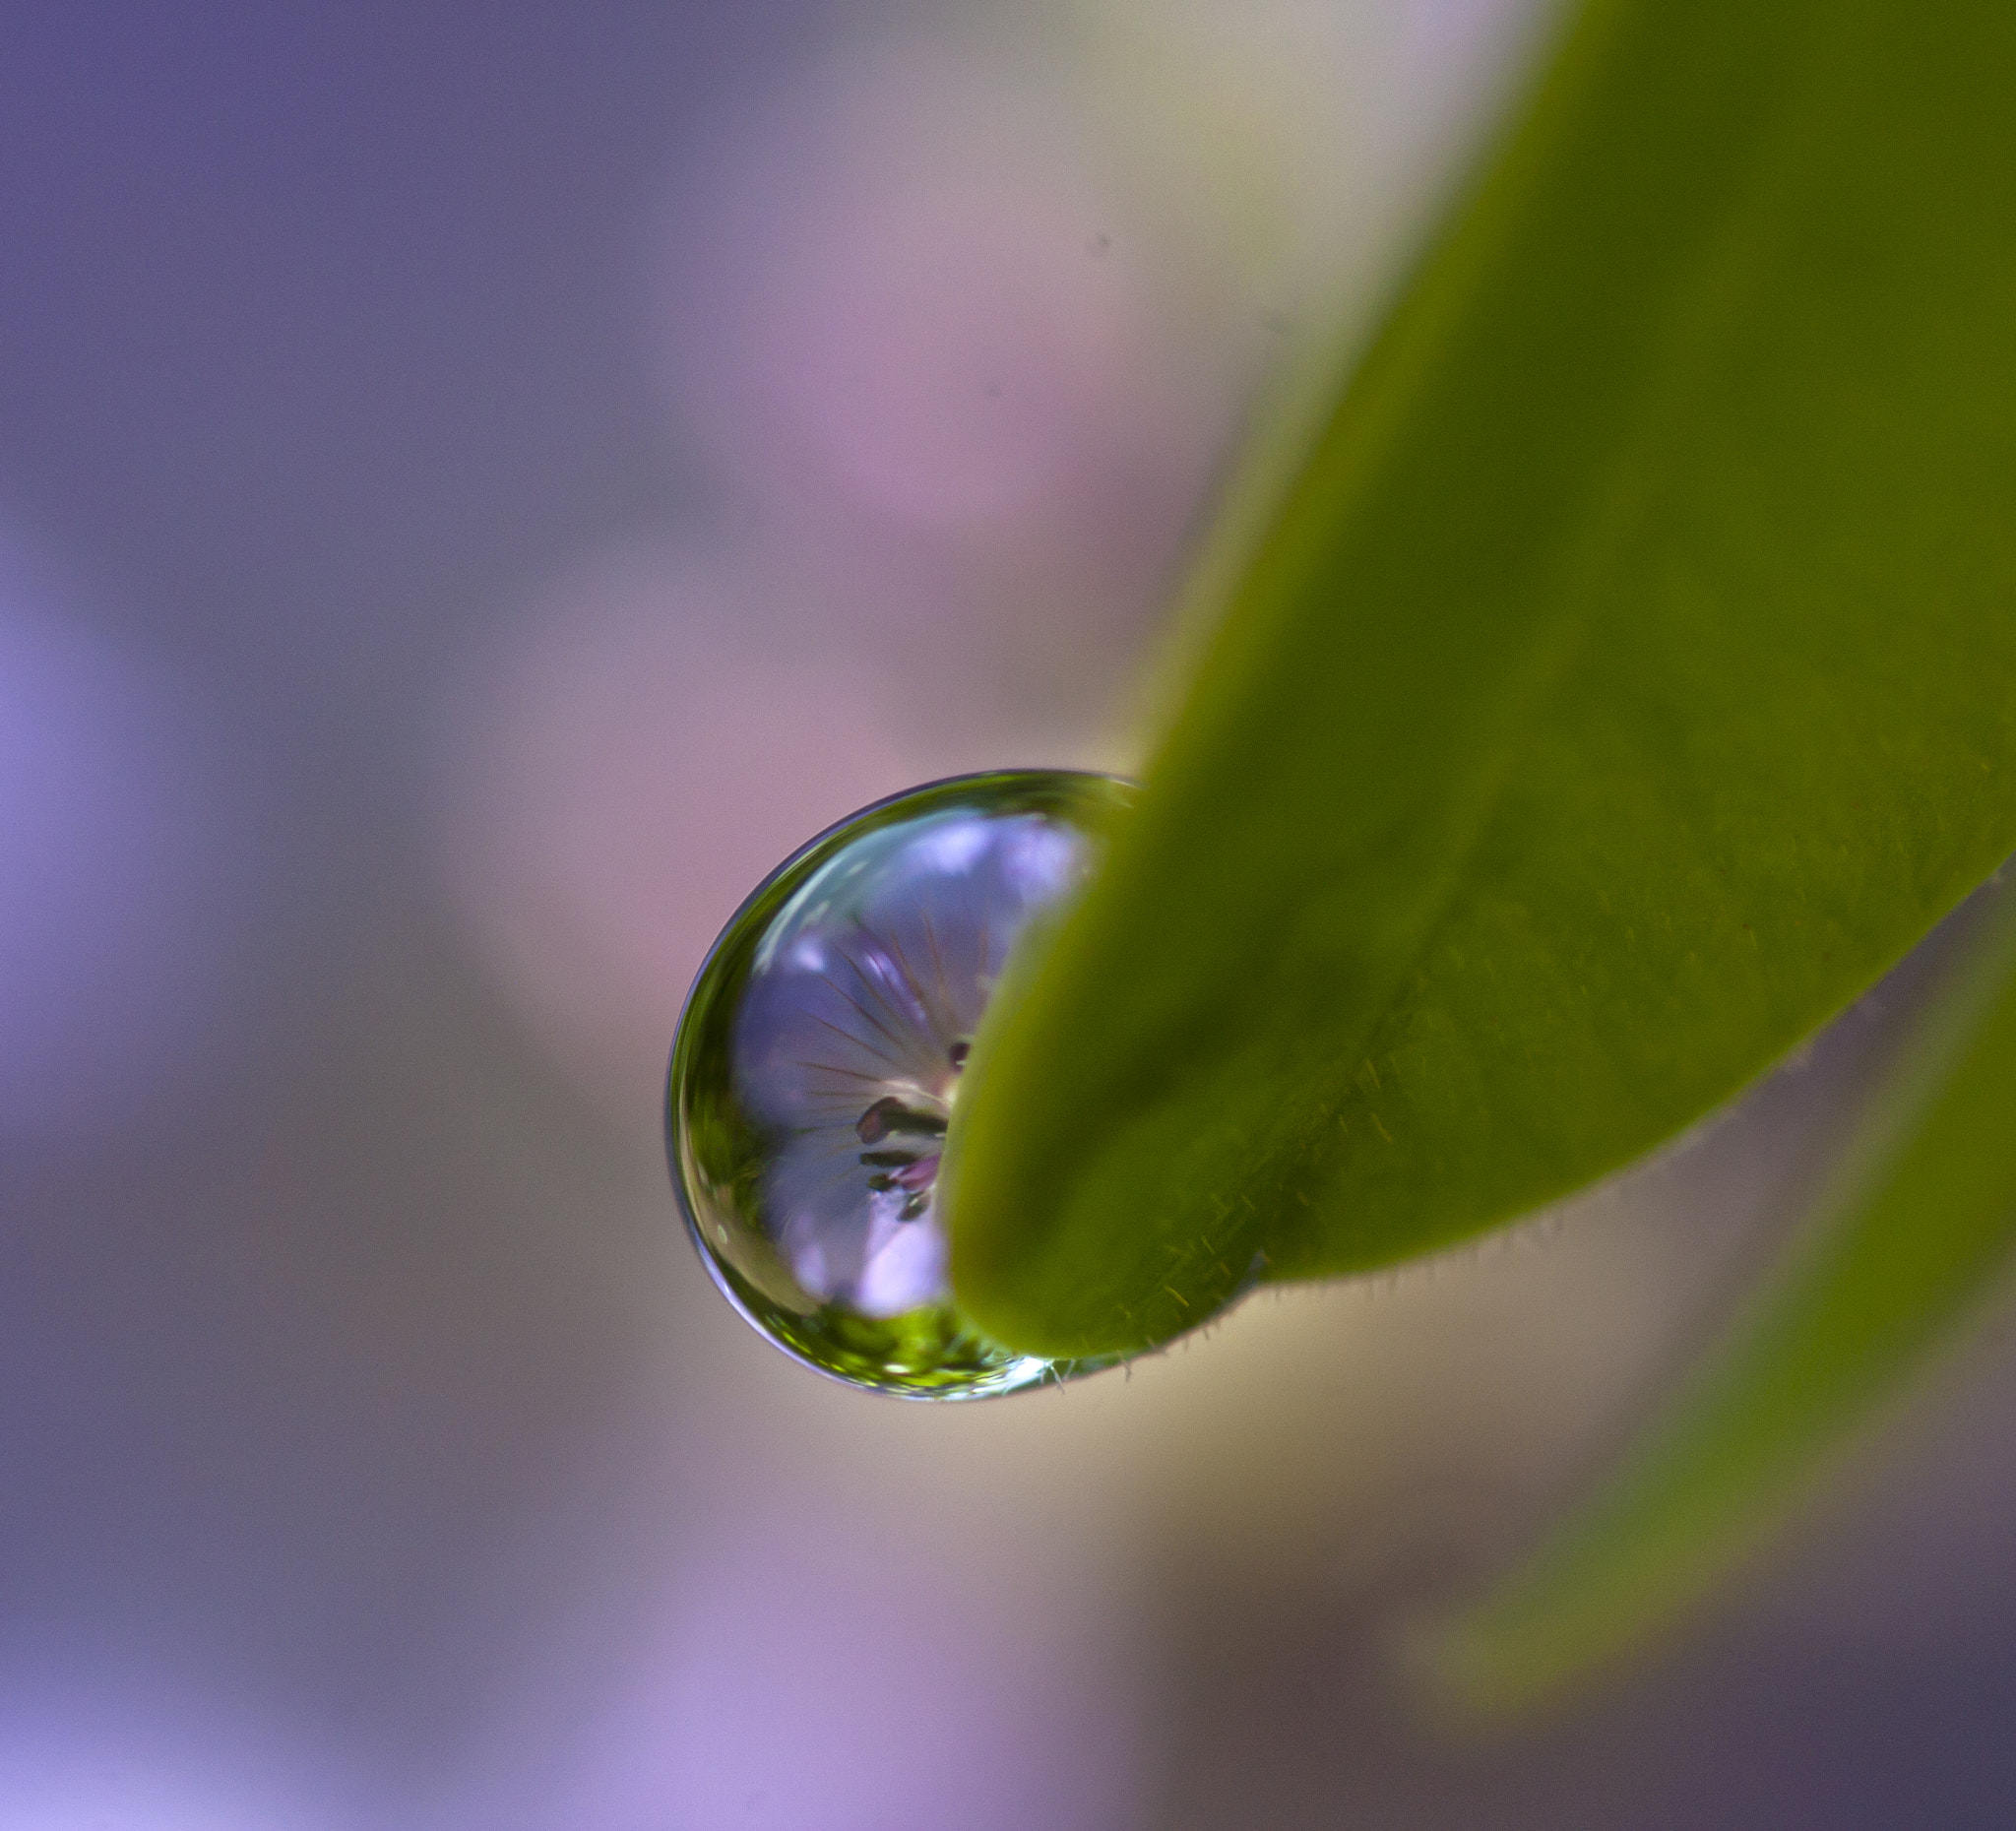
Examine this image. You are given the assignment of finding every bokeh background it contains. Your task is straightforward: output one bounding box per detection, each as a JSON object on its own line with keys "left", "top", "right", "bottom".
{"left": 5, "top": 5, "right": 2016, "bottom": 1826}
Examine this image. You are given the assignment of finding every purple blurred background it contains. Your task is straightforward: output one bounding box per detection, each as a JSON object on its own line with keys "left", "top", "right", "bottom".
{"left": 5, "top": 5, "right": 2016, "bottom": 1826}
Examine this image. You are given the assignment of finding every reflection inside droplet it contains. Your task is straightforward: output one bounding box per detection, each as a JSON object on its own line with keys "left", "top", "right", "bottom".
{"left": 667, "top": 770, "right": 1133, "bottom": 1397}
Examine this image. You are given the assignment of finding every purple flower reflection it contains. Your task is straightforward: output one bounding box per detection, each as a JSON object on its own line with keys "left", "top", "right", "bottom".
{"left": 670, "top": 769, "right": 1130, "bottom": 1395}
{"left": 732, "top": 809, "right": 1088, "bottom": 1317}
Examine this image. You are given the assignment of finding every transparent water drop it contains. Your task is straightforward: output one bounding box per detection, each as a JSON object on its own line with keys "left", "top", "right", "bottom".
{"left": 667, "top": 770, "right": 1134, "bottom": 1397}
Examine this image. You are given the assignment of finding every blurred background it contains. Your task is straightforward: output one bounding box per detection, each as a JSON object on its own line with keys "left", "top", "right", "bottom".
{"left": 5, "top": 4, "right": 2016, "bottom": 1826}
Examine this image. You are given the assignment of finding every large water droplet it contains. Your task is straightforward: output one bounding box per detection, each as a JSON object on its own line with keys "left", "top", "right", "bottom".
{"left": 667, "top": 770, "right": 1133, "bottom": 1397}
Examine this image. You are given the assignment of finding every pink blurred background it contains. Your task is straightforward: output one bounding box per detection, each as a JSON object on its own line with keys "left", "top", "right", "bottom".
{"left": 5, "top": 5, "right": 2016, "bottom": 1826}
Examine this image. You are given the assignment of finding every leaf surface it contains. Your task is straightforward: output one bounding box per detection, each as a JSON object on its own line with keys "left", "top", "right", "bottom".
{"left": 946, "top": 0, "right": 2016, "bottom": 1357}
{"left": 1429, "top": 887, "right": 2016, "bottom": 1710}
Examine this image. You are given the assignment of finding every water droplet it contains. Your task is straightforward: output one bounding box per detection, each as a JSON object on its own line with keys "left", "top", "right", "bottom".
{"left": 667, "top": 770, "right": 1134, "bottom": 1397}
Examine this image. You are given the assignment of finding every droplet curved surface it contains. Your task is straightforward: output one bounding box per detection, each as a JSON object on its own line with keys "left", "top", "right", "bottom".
{"left": 668, "top": 770, "right": 1136, "bottom": 1397}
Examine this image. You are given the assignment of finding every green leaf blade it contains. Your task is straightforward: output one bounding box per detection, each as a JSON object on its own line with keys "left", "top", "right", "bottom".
{"left": 1431, "top": 890, "right": 2016, "bottom": 1711}
{"left": 947, "top": 0, "right": 2016, "bottom": 1357}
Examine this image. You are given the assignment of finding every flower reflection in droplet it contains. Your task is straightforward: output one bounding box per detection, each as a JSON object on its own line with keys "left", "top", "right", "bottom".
{"left": 668, "top": 770, "right": 1133, "bottom": 1397}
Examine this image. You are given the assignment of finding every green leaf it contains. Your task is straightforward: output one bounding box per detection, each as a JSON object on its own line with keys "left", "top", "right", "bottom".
{"left": 944, "top": 0, "right": 2016, "bottom": 1358}
{"left": 1425, "top": 886, "right": 2016, "bottom": 1712}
